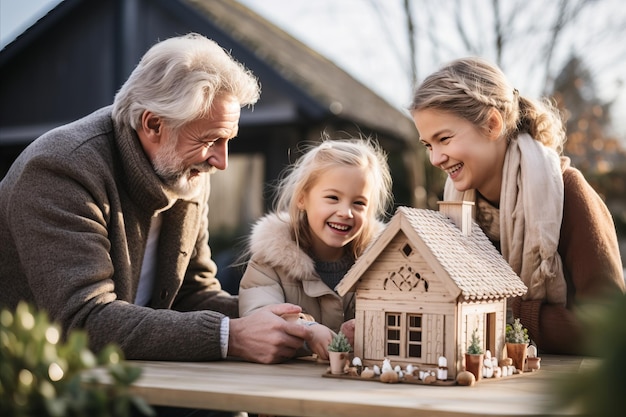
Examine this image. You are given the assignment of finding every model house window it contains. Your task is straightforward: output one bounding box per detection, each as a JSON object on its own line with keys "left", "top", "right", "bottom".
{"left": 401, "top": 243, "right": 413, "bottom": 257}
{"left": 386, "top": 312, "right": 423, "bottom": 359}
{"left": 408, "top": 314, "right": 423, "bottom": 358}
{"left": 386, "top": 313, "right": 401, "bottom": 356}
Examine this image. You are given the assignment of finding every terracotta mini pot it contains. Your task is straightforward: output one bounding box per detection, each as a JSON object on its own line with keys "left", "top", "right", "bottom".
{"left": 526, "top": 356, "right": 541, "bottom": 371}
{"left": 464, "top": 353, "right": 484, "bottom": 382}
{"left": 505, "top": 343, "right": 528, "bottom": 373}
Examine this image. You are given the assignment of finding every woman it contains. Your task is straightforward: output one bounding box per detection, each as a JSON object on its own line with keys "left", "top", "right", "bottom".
{"left": 409, "top": 57, "right": 624, "bottom": 355}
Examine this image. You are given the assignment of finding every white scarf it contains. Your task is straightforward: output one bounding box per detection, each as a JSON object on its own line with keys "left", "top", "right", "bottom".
{"left": 444, "top": 133, "right": 566, "bottom": 305}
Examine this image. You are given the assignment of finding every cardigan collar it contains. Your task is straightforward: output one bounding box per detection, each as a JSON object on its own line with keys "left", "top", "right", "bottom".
{"left": 110, "top": 107, "right": 201, "bottom": 213}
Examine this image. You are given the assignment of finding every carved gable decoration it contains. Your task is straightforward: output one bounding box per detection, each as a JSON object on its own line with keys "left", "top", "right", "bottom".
{"left": 383, "top": 265, "right": 429, "bottom": 293}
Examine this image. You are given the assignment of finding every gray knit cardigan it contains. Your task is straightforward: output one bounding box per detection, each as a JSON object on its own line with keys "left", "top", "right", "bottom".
{"left": 0, "top": 106, "right": 237, "bottom": 361}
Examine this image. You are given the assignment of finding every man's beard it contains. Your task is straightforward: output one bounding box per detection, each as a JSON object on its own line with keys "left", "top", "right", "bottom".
{"left": 152, "top": 136, "right": 216, "bottom": 199}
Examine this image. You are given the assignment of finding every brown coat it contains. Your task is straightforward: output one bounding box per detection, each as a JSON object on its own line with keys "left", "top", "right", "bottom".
{"left": 511, "top": 164, "right": 624, "bottom": 354}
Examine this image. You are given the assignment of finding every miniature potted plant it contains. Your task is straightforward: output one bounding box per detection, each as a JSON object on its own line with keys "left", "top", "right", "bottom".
{"left": 465, "top": 328, "right": 484, "bottom": 381}
{"left": 327, "top": 331, "right": 352, "bottom": 374}
{"left": 505, "top": 318, "right": 530, "bottom": 373}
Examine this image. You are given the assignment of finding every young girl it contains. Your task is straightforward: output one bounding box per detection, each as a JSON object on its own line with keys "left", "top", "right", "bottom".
{"left": 238, "top": 137, "right": 393, "bottom": 360}
{"left": 409, "top": 57, "right": 624, "bottom": 355}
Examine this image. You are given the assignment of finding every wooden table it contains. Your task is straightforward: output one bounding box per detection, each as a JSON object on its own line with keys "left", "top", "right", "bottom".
{"left": 91, "top": 355, "right": 590, "bottom": 416}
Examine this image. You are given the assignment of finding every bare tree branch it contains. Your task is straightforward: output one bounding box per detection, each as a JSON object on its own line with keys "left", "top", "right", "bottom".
{"left": 542, "top": 0, "right": 592, "bottom": 94}
{"left": 366, "top": 0, "right": 411, "bottom": 78}
{"left": 403, "top": 0, "right": 418, "bottom": 85}
{"left": 454, "top": 0, "right": 474, "bottom": 52}
{"left": 492, "top": 0, "right": 504, "bottom": 65}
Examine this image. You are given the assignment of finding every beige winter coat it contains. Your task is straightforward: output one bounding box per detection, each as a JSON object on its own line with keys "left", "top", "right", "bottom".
{"left": 239, "top": 212, "right": 363, "bottom": 333}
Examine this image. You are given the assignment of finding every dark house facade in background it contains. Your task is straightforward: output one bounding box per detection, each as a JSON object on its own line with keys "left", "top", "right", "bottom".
{"left": 0, "top": 0, "right": 425, "bottom": 287}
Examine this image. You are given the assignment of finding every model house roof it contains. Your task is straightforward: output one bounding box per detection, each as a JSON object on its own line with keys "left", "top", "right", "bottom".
{"left": 336, "top": 206, "right": 527, "bottom": 301}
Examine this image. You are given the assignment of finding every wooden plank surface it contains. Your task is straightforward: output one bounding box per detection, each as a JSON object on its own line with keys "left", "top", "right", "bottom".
{"left": 88, "top": 355, "right": 589, "bottom": 416}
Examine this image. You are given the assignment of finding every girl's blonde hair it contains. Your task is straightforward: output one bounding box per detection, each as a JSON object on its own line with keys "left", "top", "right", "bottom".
{"left": 274, "top": 136, "right": 393, "bottom": 259}
{"left": 409, "top": 57, "right": 566, "bottom": 154}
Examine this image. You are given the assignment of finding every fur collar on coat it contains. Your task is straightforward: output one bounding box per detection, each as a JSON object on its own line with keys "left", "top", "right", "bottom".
{"left": 248, "top": 212, "right": 316, "bottom": 282}
{"left": 248, "top": 212, "right": 385, "bottom": 282}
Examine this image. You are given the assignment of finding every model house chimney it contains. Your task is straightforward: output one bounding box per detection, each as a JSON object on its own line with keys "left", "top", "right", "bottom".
{"left": 437, "top": 201, "right": 475, "bottom": 236}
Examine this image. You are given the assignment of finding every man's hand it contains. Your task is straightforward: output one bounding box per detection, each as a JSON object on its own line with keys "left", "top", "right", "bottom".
{"left": 227, "top": 303, "right": 312, "bottom": 364}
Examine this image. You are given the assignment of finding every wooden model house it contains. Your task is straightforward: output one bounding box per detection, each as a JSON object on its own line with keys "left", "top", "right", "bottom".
{"left": 335, "top": 202, "right": 527, "bottom": 378}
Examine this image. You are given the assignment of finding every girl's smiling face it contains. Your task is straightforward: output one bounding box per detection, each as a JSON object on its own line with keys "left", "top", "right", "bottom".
{"left": 297, "top": 165, "right": 373, "bottom": 261}
{"left": 413, "top": 108, "right": 507, "bottom": 204}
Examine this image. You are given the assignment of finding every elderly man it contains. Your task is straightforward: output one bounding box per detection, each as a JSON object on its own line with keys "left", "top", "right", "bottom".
{"left": 0, "top": 33, "right": 312, "bottom": 370}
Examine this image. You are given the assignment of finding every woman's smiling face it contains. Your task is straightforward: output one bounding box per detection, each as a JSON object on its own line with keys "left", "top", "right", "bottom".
{"left": 413, "top": 108, "right": 507, "bottom": 203}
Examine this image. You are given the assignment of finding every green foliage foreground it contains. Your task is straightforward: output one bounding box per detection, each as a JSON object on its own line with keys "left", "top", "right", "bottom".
{"left": 549, "top": 293, "right": 626, "bottom": 416}
{"left": 0, "top": 301, "right": 154, "bottom": 417}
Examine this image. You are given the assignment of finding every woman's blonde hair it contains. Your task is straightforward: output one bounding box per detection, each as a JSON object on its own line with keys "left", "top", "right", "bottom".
{"left": 409, "top": 57, "right": 566, "bottom": 153}
{"left": 274, "top": 135, "right": 393, "bottom": 259}
{"left": 112, "top": 33, "right": 260, "bottom": 132}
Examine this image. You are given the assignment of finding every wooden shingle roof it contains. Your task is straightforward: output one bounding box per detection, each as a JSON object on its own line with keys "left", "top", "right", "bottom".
{"left": 337, "top": 206, "right": 527, "bottom": 301}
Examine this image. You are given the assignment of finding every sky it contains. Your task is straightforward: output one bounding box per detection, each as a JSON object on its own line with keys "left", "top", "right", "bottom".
{"left": 1, "top": 0, "right": 625, "bottom": 138}
{"left": 0, "top": 0, "right": 61, "bottom": 47}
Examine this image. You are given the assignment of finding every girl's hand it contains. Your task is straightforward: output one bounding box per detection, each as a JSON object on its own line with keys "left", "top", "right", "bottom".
{"left": 340, "top": 319, "right": 355, "bottom": 347}
{"left": 307, "top": 324, "right": 335, "bottom": 360}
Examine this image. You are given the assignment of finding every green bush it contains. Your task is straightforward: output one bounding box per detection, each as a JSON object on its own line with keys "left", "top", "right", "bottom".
{"left": 0, "top": 301, "right": 154, "bottom": 417}
{"left": 550, "top": 294, "right": 626, "bottom": 417}
{"left": 505, "top": 318, "right": 530, "bottom": 344}
{"left": 466, "top": 328, "right": 484, "bottom": 354}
